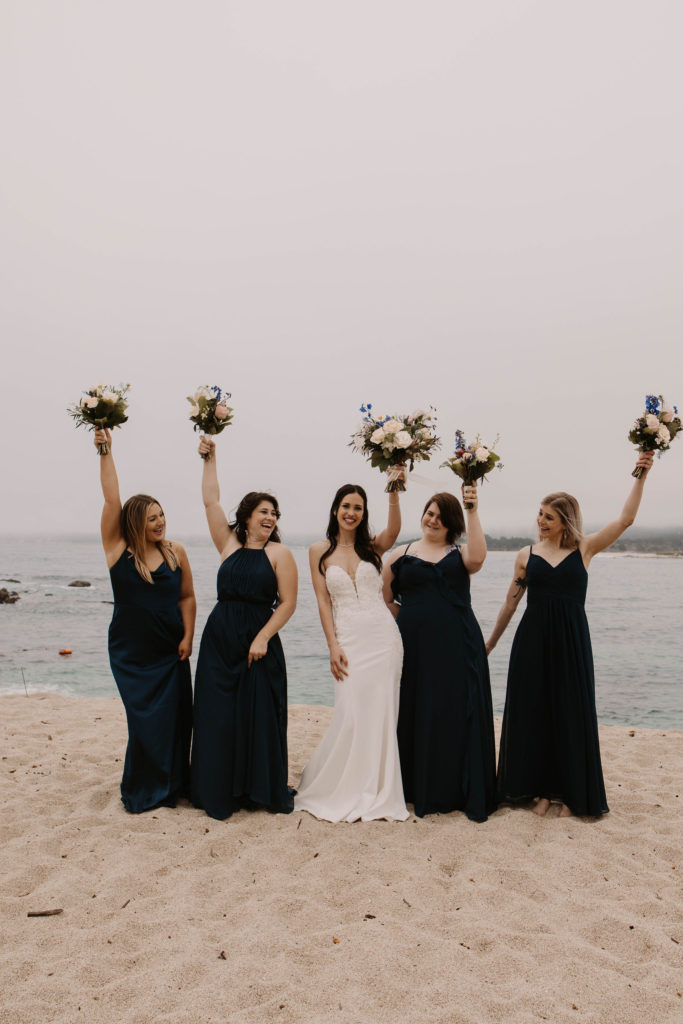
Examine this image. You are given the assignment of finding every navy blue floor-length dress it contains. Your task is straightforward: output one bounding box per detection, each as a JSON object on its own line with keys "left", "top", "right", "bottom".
{"left": 497, "top": 547, "right": 608, "bottom": 816}
{"left": 190, "top": 547, "right": 293, "bottom": 820}
{"left": 392, "top": 547, "right": 497, "bottom": 822}
{"left": 108, "top": 550, "right": 192, "bottom": 813}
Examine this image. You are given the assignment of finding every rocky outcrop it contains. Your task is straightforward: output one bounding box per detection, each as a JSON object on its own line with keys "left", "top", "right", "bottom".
{"left": 68, "top": 580, "right": 91, "bottom": 588}
{"left": 0, "top": 588, "right": 20, "bottom": 604}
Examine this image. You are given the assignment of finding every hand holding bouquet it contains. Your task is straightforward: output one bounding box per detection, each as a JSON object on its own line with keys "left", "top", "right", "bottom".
{"left": 629, "top": 394, "right": 680, "bottom": 478}
{"left": 67, "top": 384, "right": 130, "bottom": 454}
{"left": 351, "top": 404, "right": 440, "bottom": 492}
{"left": 187, "top": 386, "right": 233, "bottom": 459}
{"left": 441, "top": 430, "right": 502, "bottom": 509}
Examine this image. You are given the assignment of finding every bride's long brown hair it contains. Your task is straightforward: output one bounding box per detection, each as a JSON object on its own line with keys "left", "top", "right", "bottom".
{"left": 318, "top": 484, "right": 382, "bottom": 575}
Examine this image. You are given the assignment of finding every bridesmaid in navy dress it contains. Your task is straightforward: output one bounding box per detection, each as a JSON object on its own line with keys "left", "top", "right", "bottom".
{"left": 93, "top": 428, "right": 195, "bottom": 813}
{"left": 486, "top": 452, "right": 654, "bottom": 818}
{"left": 383, "top": 485, "right": 497, "bottom": 822}
{"left": 190, "top": 436, "right": 298, "bottom": 820}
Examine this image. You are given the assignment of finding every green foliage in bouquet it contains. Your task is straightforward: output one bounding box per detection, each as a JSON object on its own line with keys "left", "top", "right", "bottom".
{"left": 187, "top": 386, "right": 234, "bottom": 459}
{"left": 629, "top": 394, "right": 680, "bottom": 478}
{"left": 351, "top": 404, "right": 440, "bottom": 492}
{"left": 67, "top": 384, "right": 130, "bottom": 454}
{"left": 441, "top": 430, "right": 503, "bottom": 508}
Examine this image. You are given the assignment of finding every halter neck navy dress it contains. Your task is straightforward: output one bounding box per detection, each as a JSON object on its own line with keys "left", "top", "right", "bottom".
{"left": 190, "top": 547, "right": 293, "bottom": 820}
{"left": 391, "top": 547, "right": 497, "bottom": 822}
{"left": 108, "top": 550, "right": 192, "bottom": 813}
{"left": 497, "top": 547, "right": 608, "bottom": 816}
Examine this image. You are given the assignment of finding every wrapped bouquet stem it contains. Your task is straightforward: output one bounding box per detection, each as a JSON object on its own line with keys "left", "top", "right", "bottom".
{"left": 441, "top": 430, "right": 503, "bottom": 509}
{"left": 350, "top": 404, "right": 440, "bottom": 492}
{"left": 67, "top": 384, "right": 130, "bottom": 454}
{"left": 629, "top": 394, "right": 680, "bottom": 478}
{"left": 187, "top": 386, "right": 234, "bottom": 458}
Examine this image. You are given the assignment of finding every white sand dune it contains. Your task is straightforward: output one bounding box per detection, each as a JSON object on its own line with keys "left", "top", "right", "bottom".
{"left": 1, "top": 695, "right": 681, "bottom": 1024}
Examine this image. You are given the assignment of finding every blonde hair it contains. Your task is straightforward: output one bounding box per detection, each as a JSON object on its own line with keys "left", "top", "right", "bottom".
{"left": 120, "top": 494, "right": 177, "bottom": 583}
{"left": 540, "top": 492, "right": 583, "bottom": 549}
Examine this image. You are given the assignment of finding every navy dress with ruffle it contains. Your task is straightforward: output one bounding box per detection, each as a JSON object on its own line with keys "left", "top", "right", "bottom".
{"left": 391, "top": 547, "right": 497, "bottom": 822}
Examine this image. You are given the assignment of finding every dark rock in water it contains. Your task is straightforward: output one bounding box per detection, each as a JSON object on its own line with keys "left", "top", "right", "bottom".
{"left": 1, "top": 578, "right": 21, "bottom": 584}
{"left": 68, "top": 580, "right": 91, "bottom": 588}
{"left": 45, "top": 593, "right": 53, "bottom": 597}
{"left": 0, "top": 588, "right": 20, "bottom": 604}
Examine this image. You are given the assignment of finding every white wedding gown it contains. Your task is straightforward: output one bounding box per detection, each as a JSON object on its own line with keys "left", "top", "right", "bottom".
{"left": 295, "top": 561, "right": 409, "bottom": 823}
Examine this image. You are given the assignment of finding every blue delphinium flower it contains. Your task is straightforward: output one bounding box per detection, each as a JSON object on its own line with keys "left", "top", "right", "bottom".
{"left": 645, "top": 394, "right": 661, "bottom": 415}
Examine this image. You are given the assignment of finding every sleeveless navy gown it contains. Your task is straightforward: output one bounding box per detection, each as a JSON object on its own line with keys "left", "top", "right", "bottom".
{"left": 108, "top": 551, "right": 192, "bottom": 813}
{"left": 391, "top": 548, "right": 497, "bottom": 822}
{"left": 497, "top": 547, "right": 608, "bottom": 816}
{"left": 190, "top": 547, "right": 293, "bottom": 820}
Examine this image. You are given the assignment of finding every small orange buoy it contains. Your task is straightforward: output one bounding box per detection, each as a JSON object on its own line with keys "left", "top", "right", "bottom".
{"left": 58, "top": 649, "right": 72, "bottom": 656}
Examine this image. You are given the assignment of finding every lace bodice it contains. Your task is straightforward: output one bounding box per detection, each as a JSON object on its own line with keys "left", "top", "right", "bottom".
{"left": 325, "top": 561, "right": 390, "bottom": 633}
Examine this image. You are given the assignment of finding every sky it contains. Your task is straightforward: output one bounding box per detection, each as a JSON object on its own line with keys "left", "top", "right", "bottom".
{"left": 1, "top": 0, "right": 682, "bottom": 540}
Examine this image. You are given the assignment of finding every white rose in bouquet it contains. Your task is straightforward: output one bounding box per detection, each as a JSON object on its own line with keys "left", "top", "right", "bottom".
{"left": 645, "top": 413, "right": 660, "bottom": 432}
{"left": 370, "top": 427, "right": 386, "bottom": 443}
{"left": 189, "top": 403, "right": 200, "bottom": 417}
{"left": 656, "top": 423, "right": 671, "bottom": 444}
{"left": 394, "top": 430, "right": 412, "bottom": 449}
{"left": 101, "top": 390, "right": 118, "bottom": 404}
{"left": 84, "top": 395, "right": 99, "bottom": 409}
{"left": 661, "top": 406, "right": 675, "bottom": 423}
{"left": 383, "top": 419, "right": 403, "bottom": 434}
{"left": 474, "top": 446, "right": 490, "bottom": 463}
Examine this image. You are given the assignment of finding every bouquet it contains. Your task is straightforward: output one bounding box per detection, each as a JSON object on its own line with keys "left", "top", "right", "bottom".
{"left": 629, "top": 394, "right": 681, "bottom": 478}
{"left": 350, "top": 403, "right": 440, "bottom": 492}
{"left": 67, "top": 384, "right": 130, "bottom": 454}
{"left": 441, "top": 430, "right": 503, "bottom": 509}
{"left": 187, "top": 386, "right": 234, "bottom": 459}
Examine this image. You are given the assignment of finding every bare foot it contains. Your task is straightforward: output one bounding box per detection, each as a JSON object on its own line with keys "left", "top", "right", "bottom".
{"left": 558, "top": 804, "right": 573, "bottom": 817}
{"left": 532, "top": 798, "right": 551, "bottom": 816}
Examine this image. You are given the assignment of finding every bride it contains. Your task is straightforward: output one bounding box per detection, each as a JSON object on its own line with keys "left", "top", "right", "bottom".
{"left": 295, "top": 477, "right": 409, "bottom": 822}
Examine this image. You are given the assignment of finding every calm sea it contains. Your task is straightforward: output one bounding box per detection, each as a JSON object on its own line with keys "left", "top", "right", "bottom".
{"left": 0, "top": 536, "right": 681, "bottom": 729}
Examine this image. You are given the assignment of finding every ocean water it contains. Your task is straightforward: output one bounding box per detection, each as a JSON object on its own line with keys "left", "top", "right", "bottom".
{"left": 0, "top": 536, "right": 681, "bottom": 729}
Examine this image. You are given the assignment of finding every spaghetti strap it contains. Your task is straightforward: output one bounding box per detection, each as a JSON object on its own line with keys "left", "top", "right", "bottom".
{"left": 405, "top": 542, "right": 413, "bottom": 555}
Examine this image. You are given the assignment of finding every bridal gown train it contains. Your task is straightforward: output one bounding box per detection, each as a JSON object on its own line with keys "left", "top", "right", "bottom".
{"left": 295, "top": 561, "right": 409, "bottom": 823}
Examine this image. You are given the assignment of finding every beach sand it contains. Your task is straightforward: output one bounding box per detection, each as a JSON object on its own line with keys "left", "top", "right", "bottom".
{"left": 1, "top": 695, "right": 681, "bottom": 1024}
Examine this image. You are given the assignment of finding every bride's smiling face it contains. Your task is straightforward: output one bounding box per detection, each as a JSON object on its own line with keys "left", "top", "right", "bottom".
{"left": 336, "top": 493, "right": 365, "bottom": 532}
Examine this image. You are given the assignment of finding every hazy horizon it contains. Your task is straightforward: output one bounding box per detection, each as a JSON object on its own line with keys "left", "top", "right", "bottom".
{"left": 2, "top": 1, "right": 681, "bottom": 536}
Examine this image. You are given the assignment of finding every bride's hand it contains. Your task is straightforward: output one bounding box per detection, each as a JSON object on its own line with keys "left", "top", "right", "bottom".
{"left": 329, "top": 643, "right": 349, "bottom": 681}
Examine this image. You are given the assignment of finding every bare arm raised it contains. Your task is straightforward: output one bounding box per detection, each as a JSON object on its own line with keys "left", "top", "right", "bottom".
{"left": 372, "top": 466, "right": 405, "bottom": 554}
{"left": 94, "top": 428, "right": 126, "bottom": 568}
{"left": 199, "top": 436, "right": 236, "bottom": 557}
{"left": 459, "top": 483, "right": 487, "bottom": 574}
{"left": 580, "top": 452, "right": 654, "bottom": 567}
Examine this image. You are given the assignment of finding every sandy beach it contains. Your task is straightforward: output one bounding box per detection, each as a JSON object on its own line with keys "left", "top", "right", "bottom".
{"left": 1, "top": 695, "right": 681, "bottom": 1024}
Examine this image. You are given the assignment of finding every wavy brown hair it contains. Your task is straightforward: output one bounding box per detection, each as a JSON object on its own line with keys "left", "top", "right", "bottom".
{"left": 120, "top": 494, "right": 177, "bottom": 584}
{"left": 540, "top": 492, "right": 583, "bottom": 549}
{"left": 318, "top": 484, "right": 382, "bottom": 575}
{"left": 422, "top": 492, "right": 465, "bottom": 545}
{"left": 229, "top": 492, "right": 282, "bottom": 546}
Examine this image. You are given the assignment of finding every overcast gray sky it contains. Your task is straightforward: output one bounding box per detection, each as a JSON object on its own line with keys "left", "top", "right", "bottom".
{"left": 1, "top": 0, "right": 682, "bottom": 539}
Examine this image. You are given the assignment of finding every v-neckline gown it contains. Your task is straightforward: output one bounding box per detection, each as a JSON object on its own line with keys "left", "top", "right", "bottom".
{"left": 108, "top": 550, "right": 192, "bottom": 813}
{"left": 496, "top": 547, "right": 608, "bottom": 816}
